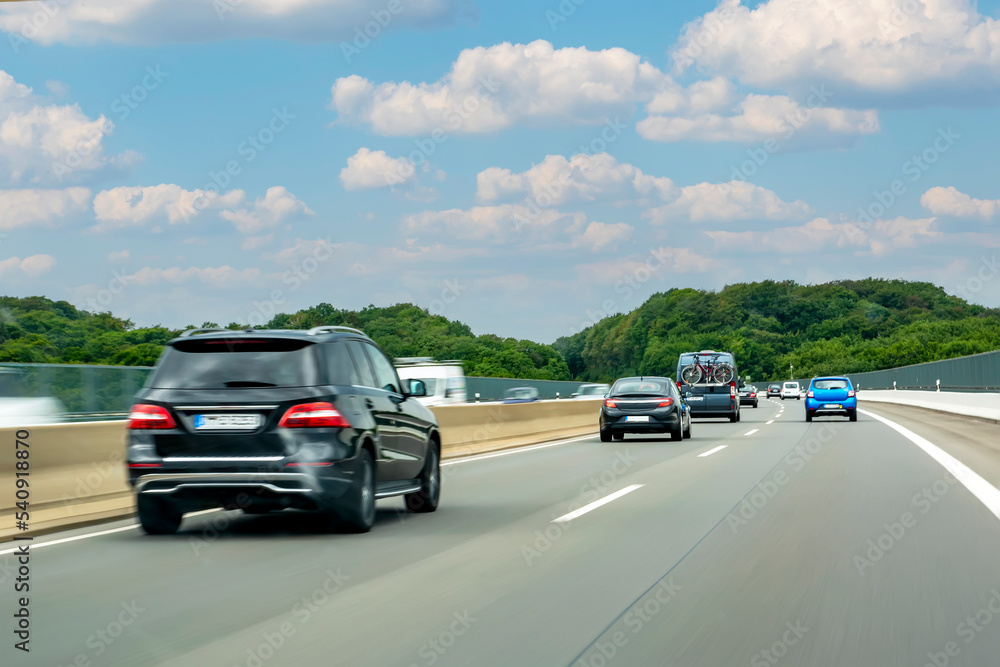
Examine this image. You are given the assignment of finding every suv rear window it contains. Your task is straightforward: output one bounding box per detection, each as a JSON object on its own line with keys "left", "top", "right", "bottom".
{"left": 148, "top": 338, "right": 319, "bottom": 389}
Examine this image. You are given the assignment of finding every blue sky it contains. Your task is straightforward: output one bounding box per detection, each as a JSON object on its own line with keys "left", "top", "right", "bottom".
{"left": 2, "top": 0, "right": 1000, "bottom": 342}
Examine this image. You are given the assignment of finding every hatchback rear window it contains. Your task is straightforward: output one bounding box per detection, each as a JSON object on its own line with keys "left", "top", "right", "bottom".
{"left": 813, "top": 379, "right": 848, "bottom": 390}
{"left": 148, "top": 338, "right": 319, "bottom": 389}
{"left": 612, "top": 379, "right": 671, "bottom": 395}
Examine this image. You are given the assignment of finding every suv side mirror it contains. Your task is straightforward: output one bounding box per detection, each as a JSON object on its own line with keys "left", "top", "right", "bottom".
{"left": 407, "top": 379, "right": 427, "bottom": 397}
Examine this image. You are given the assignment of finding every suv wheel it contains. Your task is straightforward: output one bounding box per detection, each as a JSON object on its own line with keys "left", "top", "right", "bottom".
{"left": 405, "top": 445, "right": 440, "bottom": 514}
{"left": 137, "top": 496, "right": 183, "bottom": 535}
{"left": 340, "top": 448, "right": 376, "bottom": 533}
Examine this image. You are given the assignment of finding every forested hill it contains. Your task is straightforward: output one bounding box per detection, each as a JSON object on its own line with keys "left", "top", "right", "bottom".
{"left": 553, "top": 280, "right": 1000, "bottom": 382}
{"left": 0, "top": 298, "right": 570, "bottom": 380}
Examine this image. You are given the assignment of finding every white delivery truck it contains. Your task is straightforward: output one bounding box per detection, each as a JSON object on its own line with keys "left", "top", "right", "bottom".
{"left": 394, "top": 358, "right": 468, "bottom": 407}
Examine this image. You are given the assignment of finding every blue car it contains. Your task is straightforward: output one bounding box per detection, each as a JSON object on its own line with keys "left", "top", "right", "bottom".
{"left": 805, "top": 376, "right": 857, "bottom": 422}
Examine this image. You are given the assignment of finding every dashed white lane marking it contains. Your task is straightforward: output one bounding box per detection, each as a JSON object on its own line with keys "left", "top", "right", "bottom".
{"left": 552, "top": 484, "right": 644, "bottom": 523}
{"left": 766, "top": 420, "right": 775, "bottom": 425}
{"left": 744, "top": 429, "right": 759, "bottom": 436}
{"left": 698, "top": 445, "right": 728, "bottom": 458}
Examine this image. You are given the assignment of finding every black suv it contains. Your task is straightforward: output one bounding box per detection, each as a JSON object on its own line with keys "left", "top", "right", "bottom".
{"left": 125, "top": 326, "right": 441, "bottom": 534}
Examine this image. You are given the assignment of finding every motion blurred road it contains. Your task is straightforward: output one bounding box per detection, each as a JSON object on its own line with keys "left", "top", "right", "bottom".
{"left": 6, "top": 400, "right": 1000, "bottom": 666}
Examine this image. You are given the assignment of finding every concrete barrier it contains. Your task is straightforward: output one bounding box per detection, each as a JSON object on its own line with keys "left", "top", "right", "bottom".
{"left": 0, "top": 400, "right": 599, "bottom": 540}
{"left": 859, "top": 390, "right": 1000, "bottom": 423}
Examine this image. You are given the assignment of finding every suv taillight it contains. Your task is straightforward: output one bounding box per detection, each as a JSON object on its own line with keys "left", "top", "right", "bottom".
{"left": 730, "top": 382, "right": 736, "bottom": 397}
{"left": 129, "top": 404, "right": 176, "bottom": 430}
{"left": 279, "top": 402, "right": 351, "bottom": 428}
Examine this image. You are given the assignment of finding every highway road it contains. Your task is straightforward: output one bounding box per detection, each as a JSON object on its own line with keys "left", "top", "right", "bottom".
{"left": 6, "top": 399, "right": 1000, "bottom": 666}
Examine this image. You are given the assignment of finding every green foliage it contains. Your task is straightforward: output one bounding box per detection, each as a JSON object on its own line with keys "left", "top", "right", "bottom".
{"left": 0, "top": 296, "right": 570, "bottom": 380}
{"left": 554, "top": 279, "right": 1000, "bottom": 382}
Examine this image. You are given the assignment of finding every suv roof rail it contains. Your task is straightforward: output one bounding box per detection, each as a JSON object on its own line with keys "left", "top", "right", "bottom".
{"left": 306, "top": 325, "right": 366, "bottom": 336}
{"left": 179, "top": 327, "right": 227, "bottom": 338}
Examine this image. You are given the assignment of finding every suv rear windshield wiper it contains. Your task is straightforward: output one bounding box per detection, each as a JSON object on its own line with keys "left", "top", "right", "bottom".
{"left": 223, "top": 380, "right": 278, "bottom": 387}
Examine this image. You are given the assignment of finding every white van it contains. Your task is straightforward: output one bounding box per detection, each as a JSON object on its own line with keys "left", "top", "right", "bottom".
{"left": 394, "top": 358, "right": 467, "bottom": 407}
{"left": 781, "top": 381, "right": 801, "bottom": 400}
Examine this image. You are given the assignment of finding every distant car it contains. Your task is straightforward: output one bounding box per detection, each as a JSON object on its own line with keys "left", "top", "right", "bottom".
{"left": 503, "top": 387, "right": 539, "bottom": 404}
{"left": 780, "top": 381, "right": 800, "bottom": 400}
{"left": 767, "top": 383, "right": 781, "bottom": 397}
{"left": 806, "top": 376, "right": 858, "bottom": 422}
{"left": 572, "top": 383, "right": 611, "bottom": 399}
{"left": 599, "top": 376, "right": 691, "bottom": 442}
{"left": 738, "top": 384, "right": 759, "bottom": 408}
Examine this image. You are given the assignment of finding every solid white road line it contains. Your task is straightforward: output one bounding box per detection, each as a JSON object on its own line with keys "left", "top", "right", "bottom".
{"left": 744, "top": 429, "right": 759, "bottom": 436}
{"left": 552, "top": 484, "right": 644, "bottom": 523}
{"left": 0, "top": 435, "right": 599, "bottom": 554}
{"left": 698, "top": 445, "right": 728, "bottom": 458}
{"left": 861, "top": 409, "right": 1000, "bottom": 522}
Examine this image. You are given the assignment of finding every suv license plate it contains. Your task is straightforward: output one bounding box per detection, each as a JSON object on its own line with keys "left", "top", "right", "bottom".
{"left": 194, "top": 414, "right": 261, "bottom": 430}
{"left": 687, "top": 396, "right": 703, "bottom": 401}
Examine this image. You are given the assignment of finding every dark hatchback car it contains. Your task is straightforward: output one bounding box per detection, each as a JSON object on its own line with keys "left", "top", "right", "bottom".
{"left": 767, "top": 383, "right": 781, "bottom": 397}
{"left": 739, "top": 385, "right": 759, "bottom": 408}
{"left": 599, "top": 377, "right": 691, "bottom": 442}
{"left": 126, "top": 326, "right": 441, "bottom": 535}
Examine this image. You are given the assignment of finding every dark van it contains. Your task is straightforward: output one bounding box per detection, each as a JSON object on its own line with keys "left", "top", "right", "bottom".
{"left": 676, "top": 350, "right": 741, "bottom": 422}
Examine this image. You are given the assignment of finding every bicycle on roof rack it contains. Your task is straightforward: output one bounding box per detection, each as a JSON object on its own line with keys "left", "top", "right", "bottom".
{"left": 680, "top": 353, "right": 735, "bottom": 385}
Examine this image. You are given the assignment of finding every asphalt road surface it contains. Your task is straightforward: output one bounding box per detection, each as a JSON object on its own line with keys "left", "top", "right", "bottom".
{"left": 5, "top": 399, "right": 1000, "bottom": 666}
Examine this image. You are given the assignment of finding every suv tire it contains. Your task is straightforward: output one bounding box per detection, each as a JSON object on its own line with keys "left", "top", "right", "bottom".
{"left": 405, "top": 444, "right": 440, "bottom": 514}
{"left": 137, "top": 496, "right": 183, "bottom": 535}
{"left": 340, "top": 448, "right": 376, "bottom": 533}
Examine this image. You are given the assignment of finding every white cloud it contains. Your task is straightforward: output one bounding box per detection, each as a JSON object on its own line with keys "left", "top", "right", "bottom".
{"left": 572, "top": 221, "right": 633, "bottom": 252}
{"left": 339, "top": 148, "right": 416, "bottom": 190}
{"left": 476, "top": 153, "right": 676, "bottom": 204}
{"left": 0, "top": 187, "right": 90, "bottom": 230}
{"left": 921, "top": 186, "right": 999, "bottom": 219}
{"left": 673, "top": 0, "right": 1000, "bottom": 92}
{"left": 0, "top": 70, "right": 138, "bottom": 185}
{"left": 0, "top": 0, "right": 476, "bottom": 45}
{"left": 638, "top": 93, "right": 879, "bottom": 143}
{"left": 108, "top": 249, "right": 130, "bottom": 262}
{"left": 576, "top": 246, "right": 711, "bottom": 284}
{"left": 0, "top": 254, "right": 57, "bottom": 277}
{"left": 331, "top": 40, "right": 669, "bottom": 135}
{"left": 126, "top": 264, "right": 274, "bottom": 288}
{"left": 643, "top": 181, "right": 811, "bottom": 223}
{"left": 91, "top": 184, "right": 246, "bottom": 231}
{"left": 707, "top": 216, "right": 939, "bottom": 256}
{"left": 220, "top": 186, "right": 314, "bottom": 234}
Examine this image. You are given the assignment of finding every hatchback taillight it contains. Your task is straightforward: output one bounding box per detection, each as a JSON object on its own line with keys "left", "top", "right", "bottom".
{"left": 657, "top": 398, "right": 674, "bottom": 407}
{"left": 807, "top": 391, "right": 814, "bottom": 398}
{"left": 129, "top": 404, "right": 177, "bottom": 430}
{"left": 847, "top": 389, "right": 855, "bottom": 398}
{"left": 604, "top": 399, "right": 618, "bottom": 408}
{"left": 278, "top": 402, "right": 351, "bottom": 428}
